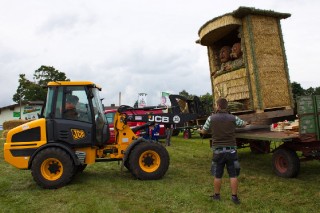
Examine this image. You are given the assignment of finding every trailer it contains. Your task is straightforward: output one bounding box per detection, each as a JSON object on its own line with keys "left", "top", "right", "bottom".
{"left": 168, "top": 95, "right": 207, "bottom": 139}
{"left": 235, "top": 95, "right": 320, "bottom": 178}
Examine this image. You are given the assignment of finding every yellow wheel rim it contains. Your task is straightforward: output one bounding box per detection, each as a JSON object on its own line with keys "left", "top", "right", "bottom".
{"left": 40, "top": 158, "right": 63, "bottom": 181}
{"left": 139, "top": 150, "right": 161, "bottom": 173}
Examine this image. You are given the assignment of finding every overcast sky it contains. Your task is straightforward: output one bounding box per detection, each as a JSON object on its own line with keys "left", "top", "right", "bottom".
{"left": 0, "top": 0, "right": 318, "bottom": 108}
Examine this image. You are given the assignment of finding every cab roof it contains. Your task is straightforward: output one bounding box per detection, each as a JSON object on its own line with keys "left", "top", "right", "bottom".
{"left": 47, "top": 81, "right": 101, "bottom": 89}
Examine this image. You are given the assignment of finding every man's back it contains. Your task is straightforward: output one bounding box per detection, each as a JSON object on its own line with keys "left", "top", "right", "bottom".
{"left": 211, "top": 112, "right": 236, "bottom": 147}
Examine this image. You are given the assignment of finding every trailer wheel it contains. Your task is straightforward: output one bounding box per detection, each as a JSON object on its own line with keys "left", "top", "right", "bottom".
{"left": 272, "top": 148, "right": 300, "bottom": 178}
{"left": 183, "top": 129, "right": 191, "bottom": 139}
{"left": 31, "top": 147, "right": 75, "bottom": 189}
{"left": 129, "top": 142, "right": 169, "bottom": 180}
{"left": 172, "top": 129, "right": 180, "bottom": 136}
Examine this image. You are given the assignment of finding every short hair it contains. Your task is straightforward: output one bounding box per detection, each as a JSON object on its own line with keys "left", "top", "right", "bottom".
{"left": 216, "top": 98, "right": 228, "bottom": 110}
{"left": 66, "top": 95, "right": 78, "bottom": 105}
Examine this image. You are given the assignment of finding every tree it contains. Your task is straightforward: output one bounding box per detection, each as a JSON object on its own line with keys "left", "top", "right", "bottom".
{"left": 305, "top": 87, "right": 315, "bottom": 96}
{"left": 199, "top": 92, "right": 213, "bottom": 115}
{"left": 179, "top": 90, "right": 194, "bottom": 99}
{"left": 314, "top": 87, "right": 320, "bottom": 95}
{"left": 134, "top": 100, "right": 138, "bottom": 108}
{"left": 178, "top": 90, "right": 213, "bottom": 116}
{"left": 34, "top": 65, "right": 69, "bottom": 87}
{"left": 13, "top": 66, "right": 69, "bottom": 103}
{"left": 291, "top": 81, "right": 305, "bottom": 100}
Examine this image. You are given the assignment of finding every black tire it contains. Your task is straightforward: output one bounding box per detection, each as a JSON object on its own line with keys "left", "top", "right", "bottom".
{"left": 31, "top": 147, "right": 75, "bottom": 189}
{"left": 272, "top": 148, "right": 300, "bottom": 178}
{"left": 129, "top": 142, "right": 169, "bottom": 180}
{"left": 171, "top": 129, "right": 180, "bottom": 136}
{"left": 250, "top": 141, "right": 270, "bottom": 154}
{"left": 124, "top": 160, "right": 131, "bottom": 172}
{"left": 76, "top": 164, "right": 87, "bottom": 173}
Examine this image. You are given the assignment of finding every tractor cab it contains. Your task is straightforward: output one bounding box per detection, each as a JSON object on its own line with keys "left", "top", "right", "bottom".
{"left": 43, "top": 81, "right": 110, "bottom": 147}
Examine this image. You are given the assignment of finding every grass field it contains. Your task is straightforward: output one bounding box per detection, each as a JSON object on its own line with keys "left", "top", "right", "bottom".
{"left": 1, "top": 133, "right": 320, "bottom": 213}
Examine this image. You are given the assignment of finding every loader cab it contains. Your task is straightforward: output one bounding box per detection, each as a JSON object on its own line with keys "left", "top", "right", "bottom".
{"left": 43, "top": 81, "right": 110, "bottom": 147}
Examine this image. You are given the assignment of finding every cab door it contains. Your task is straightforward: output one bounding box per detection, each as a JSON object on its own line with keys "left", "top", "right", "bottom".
{"left": 46, "top": 86, "right": 94, "bottom": 147}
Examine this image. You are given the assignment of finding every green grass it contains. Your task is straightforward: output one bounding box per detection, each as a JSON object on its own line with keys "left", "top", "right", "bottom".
{"left": 1, "top": 134, "right": 320, "bottom": 213}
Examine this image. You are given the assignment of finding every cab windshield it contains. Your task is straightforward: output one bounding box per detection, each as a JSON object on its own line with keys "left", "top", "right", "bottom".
{"left": 91, "top": 88, "right": 106, "bottom": 123}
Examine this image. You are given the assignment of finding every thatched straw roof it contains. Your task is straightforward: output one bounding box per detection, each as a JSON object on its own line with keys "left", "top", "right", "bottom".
{"left": 197, "top": 7, "right": 291, "bottom": 45}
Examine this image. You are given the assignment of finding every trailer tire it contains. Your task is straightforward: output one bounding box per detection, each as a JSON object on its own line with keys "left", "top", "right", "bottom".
{"left": 31, "top": 147, "right": 75, "bottom": 189}
{"left": 172, "top": 129, "right": 180, "bottom": 136}
{"left": 183, "top": 129, "right": 191, "bottom": 139}
{"left": 272, "top": 148, "right": 300, "bottom": 178}
{"left": 129, "top": 142, "right": 169, "bottom": 180}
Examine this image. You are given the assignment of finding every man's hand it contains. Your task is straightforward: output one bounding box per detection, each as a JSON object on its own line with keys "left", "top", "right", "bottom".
{"left": 198, "top": 128, "right": 207, "bottom": 134}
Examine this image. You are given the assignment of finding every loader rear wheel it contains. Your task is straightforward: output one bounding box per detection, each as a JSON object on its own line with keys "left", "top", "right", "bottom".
{"left": 272, "top": 148, "right": 300, "bottom": 178}
{"left": 31, "top": 147, "right": 75, "bottom": 189}
{"left": 129, "top": 142, "right": 169, "bottom": 180}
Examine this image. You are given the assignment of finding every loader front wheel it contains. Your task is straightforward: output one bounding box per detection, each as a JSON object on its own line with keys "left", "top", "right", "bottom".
{"left": 31, "top": 147, "right": 75, "bottom": 189}
{"left": 129, "top": 142, "right": 169, "bottom": 180}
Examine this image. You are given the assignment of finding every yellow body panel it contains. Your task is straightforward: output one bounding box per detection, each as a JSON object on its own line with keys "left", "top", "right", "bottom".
{"left": 112, "top": 112, "right": 139, "bottom": 159}
{"left": 75, "top": 147, "right": 97, "bottom": 164}
{"left": 4, "top": 119, "right": 47, "bottom": 169}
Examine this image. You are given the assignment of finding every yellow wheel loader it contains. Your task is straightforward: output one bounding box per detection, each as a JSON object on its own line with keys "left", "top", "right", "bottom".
{"left": 4, "top": 81, "right": 203, "bottom": 189}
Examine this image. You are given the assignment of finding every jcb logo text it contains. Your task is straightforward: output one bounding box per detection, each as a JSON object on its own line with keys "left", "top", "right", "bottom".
{"left": 71, "top": 129, "right": 86, "bottom": 140}
{"left": 148, "top": 115, "right": 169, "bottom": 123}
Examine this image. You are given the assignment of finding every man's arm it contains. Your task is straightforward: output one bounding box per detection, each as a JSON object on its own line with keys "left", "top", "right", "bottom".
{"left": 235, "top": 116, "right": 249, "bottom": 127}
{"left": 199, "top": 116, "right": 211, "bottom": 134}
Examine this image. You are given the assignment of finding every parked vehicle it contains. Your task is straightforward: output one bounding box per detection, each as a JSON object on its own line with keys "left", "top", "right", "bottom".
{"left": 234, "top": 95, "right": 320, "bottom": 178}
{"left": 3, "top": 81, "right": 203, "bottom": 188}
{"left": 104, "top": 108, "right": 166, "bottom": 143}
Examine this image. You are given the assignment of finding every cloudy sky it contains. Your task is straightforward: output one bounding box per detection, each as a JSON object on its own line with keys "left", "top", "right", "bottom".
{"left": 0, "top": 0, "right": 318, "bottom": 108}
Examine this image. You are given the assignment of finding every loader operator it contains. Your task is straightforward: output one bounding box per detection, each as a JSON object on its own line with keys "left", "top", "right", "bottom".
{"left": 200, "top": 98, "right": 248, "bottom": 204}
{"left": 64, "top": 95, "right": 79, "bottom": 120}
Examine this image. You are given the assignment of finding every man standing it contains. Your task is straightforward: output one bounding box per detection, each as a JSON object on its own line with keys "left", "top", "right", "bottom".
{"left": 200, "top": 98, "right": 248, "bottom": 204}
{"left": 165, "top": 123, "right": 173, "bottom": 146}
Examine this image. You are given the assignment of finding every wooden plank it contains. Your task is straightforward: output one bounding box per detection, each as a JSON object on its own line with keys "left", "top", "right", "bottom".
{"left": 235, "top": 129, "right": 299, "bottom": 142}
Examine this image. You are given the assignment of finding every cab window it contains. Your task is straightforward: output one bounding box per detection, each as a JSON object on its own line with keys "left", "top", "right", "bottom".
{"left": 105, "top": 112, "right": 115, "bottom": 124}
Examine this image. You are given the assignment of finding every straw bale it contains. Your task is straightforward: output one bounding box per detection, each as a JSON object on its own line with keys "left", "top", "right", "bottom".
{"left": 232, "top": 7, "right": 291, "bottom": 20}
{"left": 258, "top": 55, "right": 284, "bottom": 68}
{"left": 255, "top": 43, "right": 282, "bottom": 56}
{"left": 228, "top": 101, "right": 245, "bottom": 111}
{"left": 250, "top": 16, "right": 279, "bottom": 34}
{"left": 3, "top": 120, "right": 30, "bottom": 130}
{"left": 208, "top": 46, "right": 220, "bottom": 74}
{"left": 2, "top": 130, "right": 9, "bottom": 139}
{"left": 199, "top": 15, "right": 241, "bottom": 40}
{"left": 213, "top": 68, "right": 249, "bottom": 101}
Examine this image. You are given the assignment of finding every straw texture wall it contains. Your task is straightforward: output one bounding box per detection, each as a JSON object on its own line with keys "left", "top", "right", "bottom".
{"left": 198, "top": 7, "right": 293, "bottom": 114}
{"left": 243, "top": 15, "right": 292, "bottom": 110}
{"left": 213, "top": 68, "right": 249, "bottom": 101}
